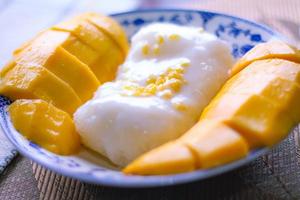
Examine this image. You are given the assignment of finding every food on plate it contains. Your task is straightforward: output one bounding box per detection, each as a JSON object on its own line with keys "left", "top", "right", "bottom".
{"left": 74, "top": 23, "right": 234, "bottom": 166}
{"left": 3, "top": 11, "right": 299, "bottom": 176}
{"left": 231, "top": 40, "right": 300, "bottom": 76}
{"left": 124, "top": 42, "right": 300, "bottom": 175}
{"left": 9, "top": 99, "right": 80, "bottom": 155}
{"left": 0, "top": 12, "right": 128, "bottom": 112}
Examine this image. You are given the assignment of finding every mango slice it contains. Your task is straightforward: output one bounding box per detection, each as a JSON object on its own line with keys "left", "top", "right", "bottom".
{"left": 53, "top": 19, "right": 114, "bottom": 55}
{"left": 123, "top": 142, "right": 196, "bottom": 175}
{"left": 53, "top": 19, "right": 124, "bottom": 82}
{"left": 123, "top": 120, "right": 249, "bottom": 174}
{"left": 89, "top": 44, "right": 124, "bottom": 83}
{"left": 83, "top": 13, "right": 129, "bottom": 56}
{"left": 9, "top": 31, "right": 100, "bottom": 102}
{"left": 180, "top": 120, "right": 249, "bottom": 169}
{"left": 9, "top": 99, "right": 80, "bottom": 155}
{"left": 231, "top": 40, "right": 300, "bottom": 75}
{"left": 0, "top": 65, "right": 81, "bottom": 114}
{"left": 202, "top": 93, "right": 294, "bottom": 147}
{"left": 9, "top": 99, "right": 36, "bottom": 135}
{"left": 14, "top": 30, "right": 100, "bottom": 70}
{"left": 43, "top": 47, "right": 99, "bottom": 102}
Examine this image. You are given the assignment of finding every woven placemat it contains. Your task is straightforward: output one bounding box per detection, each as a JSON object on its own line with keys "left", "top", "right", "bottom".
{"left": 31, "top": 125, "right": 300, "bottom": 199}
{"left": 0, "top": 156, "right": 39, "bottom": 200}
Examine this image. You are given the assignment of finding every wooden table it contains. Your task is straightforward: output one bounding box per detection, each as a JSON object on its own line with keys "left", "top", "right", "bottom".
{"left": 0, "top": 0, "right": 300, "bottom": 199}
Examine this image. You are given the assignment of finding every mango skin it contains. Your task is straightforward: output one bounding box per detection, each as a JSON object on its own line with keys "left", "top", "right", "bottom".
{"left": 9, "top": 99, "right": 81, "bottom": 155}
{"left": 231, "top": 40, "right": 300, "bottom": 76}
{"left": 0, "top": 65, "right": 81, "bottom": 114}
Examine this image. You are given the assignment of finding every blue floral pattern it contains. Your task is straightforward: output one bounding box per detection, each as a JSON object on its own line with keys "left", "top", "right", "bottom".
{"left": 0, "top": 10, "right": 281, "bottom": 187}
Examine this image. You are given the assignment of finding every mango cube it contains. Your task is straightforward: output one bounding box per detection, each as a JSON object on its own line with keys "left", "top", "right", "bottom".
{"left": 0, "top": 65, "right": 81, "bottom": 114}
{"left": 9, "top": 99, "right": 80, "bottom": 155}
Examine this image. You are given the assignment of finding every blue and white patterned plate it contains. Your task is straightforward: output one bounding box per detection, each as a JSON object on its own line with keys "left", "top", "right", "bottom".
{"left": 0, "top": 9, "right": 285, "bottom": 187}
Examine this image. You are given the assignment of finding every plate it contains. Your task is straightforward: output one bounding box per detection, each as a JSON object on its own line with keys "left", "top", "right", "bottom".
{"left": 0, "top": 9, "right": 284, "bottom": 188}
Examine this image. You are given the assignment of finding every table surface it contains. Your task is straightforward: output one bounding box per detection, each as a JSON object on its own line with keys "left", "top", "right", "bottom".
{"left": 1, "top": 0, "right": 300, "bottom": 199}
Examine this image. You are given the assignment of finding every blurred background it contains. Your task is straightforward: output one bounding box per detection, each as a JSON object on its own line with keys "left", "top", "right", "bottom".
{"left": 0, "top": 0, "right": 299, "bottom": 67}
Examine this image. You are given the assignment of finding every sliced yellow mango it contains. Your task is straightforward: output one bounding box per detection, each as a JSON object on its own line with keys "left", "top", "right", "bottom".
{"left": 0, "top": 65, "right": 81, "bottom": 114}
{"left": 61, "top": 35, "right": 100, "bottom": 66}
{"left": 9, "top": 99, "right": 36, "bottom": 135}
{"left": 214, "top": 59, "right": 300, "bottom": 122}
{"left": 9, "top": 99, "right": 80, "bottom": 155}
{"left": 10, "top": 31, "right": 100, "bottom": 102}
{"left": 44, "top": 47, "right": 100, "bottom": 102}
{"left": 53, "top": 19, "right": 124, "bottom": 82}
{"left": 231, "top": 40, "right": 300, "bottom": 75}
{"left": 90, "top": 44, "right": 124, "bottom": 82}
{"left": 14, "top": 30, "right": 100, "bottom": 67}
{"left": 180, "top": 120, "right": 249, "bottom": 169}
{"left": 202, "top": 94, "right": 294, "bottom": 147}
{"left": 53, "top": 19, "right": 114, "bottom": 55}
{"left": 123, "top": 142, "right": 195, "bottom": 175}
{"left": 83, "top": 12, "right": 129, "bottom": 56}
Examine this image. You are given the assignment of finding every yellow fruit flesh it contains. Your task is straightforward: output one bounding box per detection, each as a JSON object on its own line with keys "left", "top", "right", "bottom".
{"left": 10, "top": 30, "right": 100, "bottom": 102}
{"left": 83, "top": 12, "right": 129, "bottom": 56}
{"left": 9, "top": 99, "right": 80, "bottom": 155}
{"left": 44, "top": 47, "right": 100, "bottom": 102}
{"left": 9, "top": 99, "right": 36, "bottom": 136}
{"left": 90, "top": 45, "right": 124, "bottom": 82}
{"left": 14, "top": 30, "right": 100, "bottom": 70}
{"left": 180, "top": 120, "right": 249, "bottom": 169}
{"left": 231, "top": 40, "right": 300, "bottom": 76}
{"left": 123, "top": 142, "right": 196, "bottom": 175}
{"left": 0, "top": 65, "right": 81, "bottom": 114}
{"left": 62, "top": 35, "right": 100, "bottom": 66}
{"left": 53, "top": 19, "right": 124, "bottom": 82}
{"left": 53, "top": 19, "right": 114, "bottom": 55}
{"left": 201, "top": 60, "right": 300, "bottom": 147}
{"left": 203, "top": 94, "right": 294, "bottom": 147}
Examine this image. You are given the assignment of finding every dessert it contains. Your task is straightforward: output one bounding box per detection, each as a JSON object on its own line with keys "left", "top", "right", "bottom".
{"left": 74, "top": 23, "right": 234, "bottom": 166}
